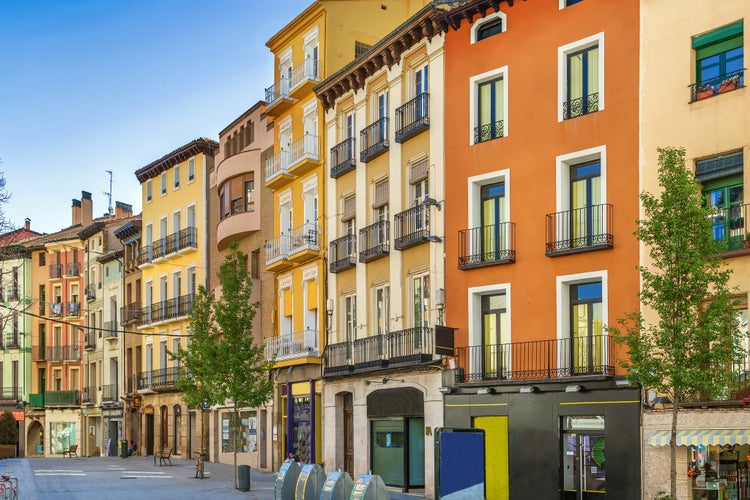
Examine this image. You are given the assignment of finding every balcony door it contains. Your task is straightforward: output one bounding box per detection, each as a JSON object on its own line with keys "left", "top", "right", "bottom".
{"left": 570, "top": 161, "right": 601, "bottom": 248}
{"left": 415, "top": 64, "right": 428, "bottom": 118}
{"left": 562, "top": 416, "right": 606, "bottom": 500}
{"left": 569, "top": 282, "right": 603, "bottom": 375}
{"left": 704, "top": 179, "right": 744, "bottom": 251}
{"left": 482, "top": 293, "right": 508, "bottom": 379}
{"left": 481, "top": 183, "right": 507, "bottom": 262}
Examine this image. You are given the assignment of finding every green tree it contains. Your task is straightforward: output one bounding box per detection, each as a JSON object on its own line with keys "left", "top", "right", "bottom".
{"left": 610, "top": 147, "right": 744, "bottom": 499}
{"left": 0, "top": 411, "right": 17, "bottom": 446}
{"left": 173, "top": 242, "right": 274, "bottom": 488}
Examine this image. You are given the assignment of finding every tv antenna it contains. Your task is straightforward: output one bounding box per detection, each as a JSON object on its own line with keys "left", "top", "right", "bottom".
{"left": 104, "top": 170, "right": 114, "bottom": 217}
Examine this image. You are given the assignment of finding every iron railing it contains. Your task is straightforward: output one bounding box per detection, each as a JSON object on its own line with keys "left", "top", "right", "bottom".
{"left": 49, "top": 264, "right": 62, "bottom": 279}
{"left": 152, "top": 227, "right": 197, "bottom": 260}
{"left": 265, "top": 149, "right": 292, "bottom": 182}
{"left": 359, "top": 220, "right": 389, "bottom": 262}
{"left": 562, "top": 92, "right": 599, "bottom": 119}
{"left": 546, "top": 203, "right": 613, "bottom": 255}
{"left": 709, "top": 202, "right": 750, "bottom": 252}
{"left": 102, "top": 384, "right": 118, "bottom": 401}
{"left": 289, "top": 134, "right": 319, "bottom": 168}
{"left": 32, "top": 345, "right": 45, "bottom": 361}
{"left": 65, "top": 263, "right": 79, "bottom": 277}
{"left": 151, "top": 367, "right": 181, "bottom": 389}
{"left": 395, "top": 93, "right": 429, "bottom": 143}
{"left": 0, "top": 387, "right": 22, "bottom": 401}
{"left": 265, "top": 234, "right": 291, "bottom": 267}
{"left": 5, "top": 334, "right": 19, "bottom": 349}
{"left": 138, "top": 245, "right": 153, "bottom": 266}
{"left": 66, "top": 302, "right": 80, "bottom": 317}
{"left": 291, "top": 58, "right": 320, "bottom": 88}
{"left": 360, "top": 117, "right": 389, "bottom": 163}
{"left": 453, "top": 334, "right": 615, "bottom": 383}
{"left": 474, "top": 119, "right": 504, "bottom": 143}
{"left": 329, "top": 234, "right": 357, "bottom": 273}
{"left": 103, "top": 321, "right": 118, "bottom": 339}
{"left": 84, "top": 332, "right": 96, "bottom": 350}
{"left": 49, "top": 303, "right": 63, "bottom": 318}
{"left": 140, "top": 294, "right": 195, "bottom": 325}
{"left": 81, "top": 386, "right": 95, "bottom": 404}
{"left": 85, "top": 285, "right": 96, "bottom": 301}
{"left": 394, "top": 204, "right": 430, "bottom": 250}
{"left": 330, "top": 137, "right": 356, "bottom": 178}
{"left": 458, "top": 223, "right": 516, "bottom": 269}
{"left": 45, "top": 390, "right": 80, "bottom": 406}
{"left": 121, "top": 301, "right": 142, "bottom": 325}
{"left": 264, "top": 330, "right": 320, "bottom": 361}
{"left": 289, "top": 222, "right": 320, "bottom": 254}
{"left": 690, "top": 69, "right": 745, "bottom": 103}
{"left": 265, "top": 77, "right": 290, "bottom": 104}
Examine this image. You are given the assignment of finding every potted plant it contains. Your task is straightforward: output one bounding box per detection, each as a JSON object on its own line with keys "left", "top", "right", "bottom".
{"left": 718, "top": 74, "right": 740, "bottom": 93}
{"left": 0, "top": 411, "right": 18, "bottom": 459}
{"left": 695, "top": 83, "right": 715, "bottom": 100}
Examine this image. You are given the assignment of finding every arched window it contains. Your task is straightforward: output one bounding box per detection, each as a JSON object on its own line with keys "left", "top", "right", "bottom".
{"left": 472, "top": 11, "right": 507, "bottom": 44}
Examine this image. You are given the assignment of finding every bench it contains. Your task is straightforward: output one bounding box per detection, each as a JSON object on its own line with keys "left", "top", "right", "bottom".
{"left": 154, "top": 448, "right": 172, "bottom": 466}
{"left": 62, "top": 444, "right": 78, "bottom": 458}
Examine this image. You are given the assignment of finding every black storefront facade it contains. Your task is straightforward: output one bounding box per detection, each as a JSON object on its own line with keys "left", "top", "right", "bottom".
{"left": 443, "top": 380, "right": 641, "bottom": 499}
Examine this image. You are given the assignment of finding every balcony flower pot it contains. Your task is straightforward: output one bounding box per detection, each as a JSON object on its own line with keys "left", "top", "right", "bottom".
{"left": 696, "top": 87, "right": 715, "bottom": 100}
{"left": 718, "top": 82, "right": 738, "bottom": 94}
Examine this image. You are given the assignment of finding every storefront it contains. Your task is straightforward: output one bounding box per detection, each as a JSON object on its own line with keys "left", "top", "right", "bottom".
{"left": 280, "top": 379, "right": 321, "bottom": 464}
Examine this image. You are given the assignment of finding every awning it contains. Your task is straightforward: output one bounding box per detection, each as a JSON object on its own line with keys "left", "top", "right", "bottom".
{"left": 649, "top": 429, "right": 750, "bottom": 447}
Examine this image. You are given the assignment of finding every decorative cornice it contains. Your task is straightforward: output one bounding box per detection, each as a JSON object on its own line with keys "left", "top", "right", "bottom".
{"left": 436, "top": 0, "right": 516, "bottom": 32}
{"left": 135, "top": 138, "right": 218, "bottom": 183}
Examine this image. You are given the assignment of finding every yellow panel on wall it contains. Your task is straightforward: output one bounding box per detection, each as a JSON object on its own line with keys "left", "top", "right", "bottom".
{"left": 291, "top": 382, "right": 310, "bottom": 396}
{"left": 474, "top": 416, "right": 509, "bottom": 500}
{"left": 283, "top": 288, "right": 292, "bottom": 316}
{"left": 307, "top": 280, "right": 318, "bottom": 310}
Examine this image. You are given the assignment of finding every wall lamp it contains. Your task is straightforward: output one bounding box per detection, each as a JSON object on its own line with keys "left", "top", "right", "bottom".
{"left": 423, "top": 196, "right": 443, "bottom": 211}
{"left": 426, "top": 235, "right": 443, "bottom": 243}
{"left": 565, "top": 384, "right": 583, "bottom": 393}
{"left": 438, "top": 387, "right": 454, "bottom": 394}
{"left": 365, "top": 377, "right": 404, "bottom": 386}
{"left": 477, "top": 387, "right": 496, "bottom": 395}
{"left": 519, "top": 386, "right": 538, "bottom": 394}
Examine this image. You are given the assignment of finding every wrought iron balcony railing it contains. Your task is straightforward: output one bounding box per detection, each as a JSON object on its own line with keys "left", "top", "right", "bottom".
{"left": 360, "top": 117, "right": 389, "bottom": 163}
{"left": 265, "top": 234, "right": 291, "bottom": 267}
{"left": 453, "top": 334, "right": 615, "bottom": 383}
{"left": 49, "top": 264, "right": 62, "bottom": 279}
{"left": 138, "top": 245, "right": 153, "bottom": 266}
{"left": 49, "top": 303, "right": 63, "bottom": 318}
{"left": 153, "top": 367, "right": 182, "bottom": 389}
{"left": 395, "top": 93, "right": 429, "bottom": 143}
{"left": 474, "top": 119, "right": 504, "bottom": 144}
{"left": 5, "top": 334, "right": 19, "bottom": 349}
{"left": 265, "top": 78, "right": 290, "bottom": 105}
{"left": 394, "top": 204, "right": 430, "bottom": 250}
{"left": 102, "top": 384, "right": 118, "bottom": 401}
{"left": 103, "top": 321, "right": 118, "bottom": 339}
{"left": 139, "top": 294, "right": 195, "bottom": 325}
{"left": 329, "top": 234, "right": 357, "bottom": 273}
{"left": 84, "top": 332, "right": 96, "bottom": 350}
{"left": 710, "top": 202, "right": 750, "bottom": 252}
{"left": 45, "top": 390, "right": 80, "bottom": 406}
{"left": 152, "top": 227, "right": 197, "bottom": 260}
{"left": 46, "top": 345, "right": 80, "bottom": 362}
{"left": 458, "top": 223, "right": 516, "bottom": 269}
{"left": 32, "top": 345, "right": 45, "bottom": 361}
{"left": 65, "top": 263, "right": 79, "bottom": 277}
{"left": 82, "top": 386, "right": 95, "bottom": 404}
{"left": 289, "top": 222, "right": 320, "bottom": 255}
{"left": 121, "top": 301, "right": 142, "bottom": 325}
{"left": 66, "top": 301, "right": 80, "bottom": 317}
{"left": 85, "top": 285, "right": 96, "bottom": 302}
{"left": 290, "top": 58, "right": 320, "bottom": 89}
{"left": 264, "top": 330, "right": 319, "bottom": 361}
{"left": 690, "top": 69, "right": 745, "bottom": 103}
{"left": 545, "top": 203, "right": 613, "bottom": 256}
{"left": 330, "top": 137, "right": 356, "bottom": 178}
{"left": 563, "top": 92, "right": 599, "bottom": 120}
{"left": 265, "top": 149, "right": 292, "bottom": 183}
{"left": 323, "top": 327, "right": 436, "bottom": 376}
{"left": 359, "top": 220, "right": 389, "bottom": 263}
{"left": 289, "top": 134, "right": 319, "bottom": 168}
{"left": 0, "top": 387, "right": 22, "bottom": 401}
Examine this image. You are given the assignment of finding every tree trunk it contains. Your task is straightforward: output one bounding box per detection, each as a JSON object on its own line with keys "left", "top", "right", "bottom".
{"left": 670, "top": 399, "right": 679, "bottom": 499}
{"left": 233, "top": 408, "right": 239, "bottom": 490}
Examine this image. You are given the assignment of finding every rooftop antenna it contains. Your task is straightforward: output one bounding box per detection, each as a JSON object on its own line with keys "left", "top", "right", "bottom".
{"left": 104, "top": 170, "right": 114, "bottom": 217}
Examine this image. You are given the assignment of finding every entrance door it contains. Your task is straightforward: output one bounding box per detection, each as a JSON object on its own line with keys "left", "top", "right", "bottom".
{"left": 260, "top": 409, "right": 267, "bottom": 470}
{"left": 562, "top": 417, "right": 606, "bottom": 500}
{"left": 160, "top": 406, "right": 168, "bottom": 450}
{"left": 108, "top": 421, "right": 118, "bottom": 457}
{"left": 344, "top": 393, "right": 353, "bottom": 474}
{"left": 145, "top": 414, "right": 154, "bottom": 456}
{"left": 570, "top": 161, "right": 602, "bottom": 248}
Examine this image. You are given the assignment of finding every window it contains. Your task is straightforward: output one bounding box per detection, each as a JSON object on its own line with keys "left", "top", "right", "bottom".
{"left": 39, "top": 252, "right": 45, "bottom": 267}
{"left": 412, "top": 274, "right": 430, "bottom": 328}
{"left": 188, "top": 158, "right": 195, "bottom": 181}
{"left": 344, "top": 294, "right": 357, "bottom": 343}
{"left": 559, "top": 33, "right": 604, "bottom": 121}
{"left": 560, "top": 0, "right": 583, "bottom": 7}
{"left": 174, "top": 165, "right": 180, "bottom": 188}
{"left": 250, "top": 250, "right": 260, "bottom": 280}
{"left": 562, "top": 416, "right": 606, "bottom": 498}
{"left": 355, "top": 41, "right": 371, "bottom": 59}
{"left": 470, "top": 66, "right": 508, "bottom": 145}
{"left": 698, "top": 151, "right": 744, "bottom": 251}
{"left": 479, "top": 182, "right": 509, "bottom": 261}
{"left": 160, "top": 173, "right": 167, "bottom": 195}
{"left": 374, "top": 285, "right": 390, "bottom": 335}
{"left": 693, "top": 21, "right": 744, "bottom": 100}
{"left": 481, "top": 292, "right": 509, "bottom": 378}
{"left": 246, "top": 179, "right": 255, "bottom": 212}
{"left": 472, "top": 11, "right": 506, "bottom": 43}
{"left": 146, "top": 180, "right": 152, "bottom": 202}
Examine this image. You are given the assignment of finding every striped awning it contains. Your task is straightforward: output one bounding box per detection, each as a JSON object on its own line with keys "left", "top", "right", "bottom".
{"left": 649, "top": 429, "right": 750, "bottom": 447}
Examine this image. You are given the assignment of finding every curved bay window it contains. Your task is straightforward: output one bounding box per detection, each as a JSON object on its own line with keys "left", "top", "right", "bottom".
{"left": 219, "top": 173, "right": 255, "bottom": 219}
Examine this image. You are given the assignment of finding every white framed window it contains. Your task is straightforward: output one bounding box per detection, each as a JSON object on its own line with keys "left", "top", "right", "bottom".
{"left": 467, "top": 282, "right": 511, "bottom": 378}
{"left": 470, "top": 66, "right": 508, "bottom": 145}
{"left": 303, "top": 26, "right": 320, "bottom": 82}
{"left": 173, "top": 165, "right": 180, "bottom": 189}
{"left": 344, "top": 293, "right": 357, "bottom": 343}
{"left": 188, "top": 158, "right": 195, "bottom": 182}
{"left": 465, "top": 169, "right": 511, "bottom": 265}
{"left": 471, "top": 10, "right": 507, "bottom": 44}
{"left": 161, "top": 172, "right": 167, "bottom": 195}
{"left": 146, "top": 180, "right": 152, "bottom": 203}
{"left": 279, "top": 279, "right": 293, "bottom": 337}
{"left": 559, "top": 0, "right": 584, "bottom": 9}
{"left": 558, "top": 32, "right": 604, "bottom": 121}
{"left": 411, "top": 273, "right": 430, "bottom": 328}
{"left": 374, "top": 284, "right": 390, "bottom": 335}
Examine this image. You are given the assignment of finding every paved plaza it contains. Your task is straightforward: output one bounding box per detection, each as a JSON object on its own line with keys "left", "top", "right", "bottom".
{"left": 0, "top": 456, "right": 424, "bottom": 500}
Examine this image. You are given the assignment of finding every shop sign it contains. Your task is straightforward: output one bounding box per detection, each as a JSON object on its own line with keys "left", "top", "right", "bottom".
{"left": 434, "top": 325, "right": 456, "bottom": 356}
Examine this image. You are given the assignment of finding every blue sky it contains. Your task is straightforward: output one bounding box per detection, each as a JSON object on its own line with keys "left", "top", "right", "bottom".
{"left": 0, "top": 0, "right": 310, "bottom": 234}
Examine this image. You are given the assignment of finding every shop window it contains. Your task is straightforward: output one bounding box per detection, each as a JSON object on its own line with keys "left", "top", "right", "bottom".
{"left": 561, "top": 416, "right": 606, "bottom": 497}
{"left": 221, "top": 411, "right": 257, "bottom": 453}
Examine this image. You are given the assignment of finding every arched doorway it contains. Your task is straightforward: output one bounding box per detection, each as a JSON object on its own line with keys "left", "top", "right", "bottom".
{"left": 160, "top": 406, "right": 168, "bottom": 451}
{"left": 27, "top": 420, "right": 43, "bottom": 456}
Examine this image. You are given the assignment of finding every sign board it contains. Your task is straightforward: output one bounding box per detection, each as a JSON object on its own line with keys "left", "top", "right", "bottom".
{"left": 435, "top": 428, "right": 485, "bottom": 499}
{"left": 434, "top": 326, "right": 456, "bottom": 356}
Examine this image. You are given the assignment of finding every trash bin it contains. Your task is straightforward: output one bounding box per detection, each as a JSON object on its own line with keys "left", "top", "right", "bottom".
{"left": 120, "top": 440, "right": 128, "bottom": 459}
{"left": 237, "top": 464, "right": 251, "bottom": 491}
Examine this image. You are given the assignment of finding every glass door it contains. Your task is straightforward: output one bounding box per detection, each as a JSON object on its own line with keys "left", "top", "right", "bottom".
{"left": 570, "top": 161, "right": 601, "bottom": 248}
{"left": 562, "top": 416, "right": 606, "bottom": 500}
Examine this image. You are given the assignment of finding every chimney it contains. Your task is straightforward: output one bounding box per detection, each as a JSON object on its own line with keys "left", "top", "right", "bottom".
{"left": 24, "top": 218, "right": 30, "bottom": 231}
{"left": 81, "top": 191, "right": 93, "bottom": 226}
{"left": 115, "top": 201, "right": 133, "bottom": 220}
{"left": 72, "top": 199, "right": 82, "bottom": 226}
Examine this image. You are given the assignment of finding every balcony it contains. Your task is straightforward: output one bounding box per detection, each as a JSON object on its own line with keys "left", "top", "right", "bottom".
{"left": 49, "top": 303, "right": 63, "bottom": 318}
{"left": 102, "top": 384, "right": 118, "bottom": 402}
{"left": 289, "top": 58, "right": 320, "bottom": 99}
{"left": 265, "top": 234, "right": 291, "bottom": 272}
{"left": 395, "top": 93, "right": 429, "bottom": 143}
{"left": 360, "top": 117, "right": 389, "bottom": 163}
{"left": 49, "top": 264, "right": 62, "bottom": 279}
{"left": 458, "top": 223, "right": 516, "bottom": 269}
{"left": 46, "top": 390, "right": 80, "bottom": 406}
{"left": 474, "top": 119, "right": 504, "bottom": 144}
{"left": 217, "top": 201, "right": 260, "bottom": 249}
{"left": 81, "top": 386, "right": 95, "bottom": 404}
{"left": 690, "top": 69, "right": 744, "bottom": 103}
{"left": 32, "top": 345, "right": 45, "bottom": 361}
{"left": 359, "top": 220, "right": 389, "bottom": 263}
{"left": 84, "top": 332, "right": 96, "bottom": 350}
{"left": 323, "top": 327, "right": 437, "bottom": 377}
{"left": 139, "top": 294, "right": 194, "bottom": 326}
{"left": 65, "top": 263, "right": 79, "bottom": 277}
{"left": 264, "top": 149, "right": 294, "bottom": 189}
{"left": 711, "top": 203, "right": 750, "bottom": 253}
{"left": 152, "top": 367, "right": 181, "bottom": 391}
{"left": 330, "top": 137, "right": 356, "bottom": 179}
{"left": 29, "top": 393, "right": 44, "bottom": 408}
{"left": 264, "top": 330, "right": 320, "bottom": 362}
{"left": 394, "top": 204, "right": 431, "bottom": 250}
{"left": 562, "top": 92, "right": 599, "bottom": 120}
{"left": 289, "top": 223, "right": 320, "bottom": 263}
{"left": 46, "top": 345, "right": 81, "bottom": 362}
{"left": 5, "top": 334, "right": 19, "bottom": 350}
{"left": 329, "top": 234, "right": 357, "bottom": 274}
{"left": 264, "top": 77, "right": 294, "bottom": 117}
{"left": 546, "top": 203, "right": 613, "bottom": 256}
{"left": 452, "top": 334, "right": 616, "bottom": 384}
{"left": 288, "top": 135, "right": 320, "bottom": 177}
{"left": 0, "top": 387, "right": 22, "bottom": 401}
{"left": 152, "top": 227, "right": 197, "bottom": 262}
{"left": 121, "top": 302, "right": 142, "bottom": 326}
{"left": 103, "top": 321, "right": 118, "bottom": 339}
{"left": 85, "top": 285, "right": 97, "bottom": 302}
{"left": 66, "top": 301, "right": 80, "bottom": 317}
{"left": 138, "top": 245, "right": 153, "bottom": 267}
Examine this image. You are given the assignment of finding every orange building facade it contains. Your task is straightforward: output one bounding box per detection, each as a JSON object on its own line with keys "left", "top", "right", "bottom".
{"left": 440, "top": 1, "right": 641, "bottom": 498}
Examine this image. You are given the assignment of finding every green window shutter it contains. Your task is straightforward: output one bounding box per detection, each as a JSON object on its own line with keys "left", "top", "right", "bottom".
{"left": 693, "top": 21, "right": 743, "bottom": 49}
{"left": 696, "top": 35, "right": 743, "bottom": 60}
{"left": 696, "top": 151, "right": 744, "bottom": 183}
